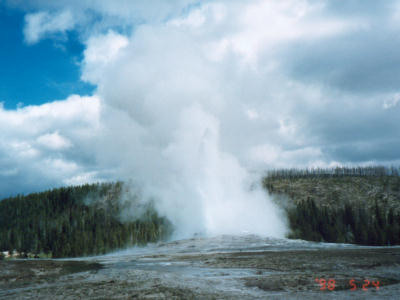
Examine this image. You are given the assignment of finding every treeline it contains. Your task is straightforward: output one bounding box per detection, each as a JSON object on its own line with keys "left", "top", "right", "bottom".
{"left": 267, "top": 166, "right": 400, "bottom": 179}
{"left": 264, "top": 169, "right": 400, "bottom": 246}
{"left": 0, "top": 182, "right": 172, "bottom": 258}
{"left": 287, "top": 198, "right": 400, "bottom": 245}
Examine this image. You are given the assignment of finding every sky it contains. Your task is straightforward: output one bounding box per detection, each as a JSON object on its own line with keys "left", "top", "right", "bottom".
{"left": 1, "top": 0, "right": 400, "bottom": 201}
{"left": 0, "top": 6, "right": 94, "bottom": 109}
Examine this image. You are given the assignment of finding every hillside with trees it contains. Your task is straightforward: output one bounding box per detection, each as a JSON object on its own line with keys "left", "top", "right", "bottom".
{"left": 1, "top": 166, "right": 399, "bottom": 260}
{"left": 264, "top": 166, "right": 400, "bottom": 245}
{"left": 0, "top": 182, "right": 172, "bottom": 258}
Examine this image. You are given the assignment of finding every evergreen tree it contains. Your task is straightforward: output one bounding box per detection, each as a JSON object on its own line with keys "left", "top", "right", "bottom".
{"left": 0, "top": 182, "right": 172, "bottom": 258}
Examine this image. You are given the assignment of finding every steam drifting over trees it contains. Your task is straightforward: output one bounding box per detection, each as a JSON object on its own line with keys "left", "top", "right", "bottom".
{"left": 0, "top": 182, "right": 172, "bottom": 258}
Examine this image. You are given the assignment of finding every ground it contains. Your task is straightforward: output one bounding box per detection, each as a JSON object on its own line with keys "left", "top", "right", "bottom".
{"left": 1, "top": 237, "right": 400, "bottom": 299}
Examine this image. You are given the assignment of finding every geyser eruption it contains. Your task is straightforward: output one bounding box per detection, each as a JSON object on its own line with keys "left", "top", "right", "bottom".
{"left": 105, "top": 101, "right": 287, "bottom": 239}
{"left": 82, "top": 15, "right": 287, "bottom": 239}
{"left": 149, "top": 105, "right": 287, "bottom": 238}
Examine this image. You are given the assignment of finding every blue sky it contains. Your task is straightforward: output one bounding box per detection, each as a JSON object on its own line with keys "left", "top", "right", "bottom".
{"left": 0, "top": 0, "right": 400, "bottom": 200}
{"left": 0, "top": 7, "right": 93, "bottom": 109}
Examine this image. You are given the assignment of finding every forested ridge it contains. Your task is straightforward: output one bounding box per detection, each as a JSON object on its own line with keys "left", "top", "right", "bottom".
{"left": 0, "top": 182, "right": 172, "bottom": 258}
{"left": 1, "top": 166, "right": 399, "bottom": 260}
{"left": 264, "top": 166, "right": 400, "bottom": 245}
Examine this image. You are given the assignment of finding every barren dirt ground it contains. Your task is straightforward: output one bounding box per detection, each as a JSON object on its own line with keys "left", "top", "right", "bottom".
{"left": 1, "top": 241, "right": 400, "bottom": 299}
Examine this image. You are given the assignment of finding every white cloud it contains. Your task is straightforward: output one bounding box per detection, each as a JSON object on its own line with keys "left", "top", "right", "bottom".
{"left": 21, "top": 0, "right": 397, "bottom": 185}
{"left": 24, "top": 10, "right": 76, "bottom": 44}
{"left": 17, "top": 0, "right": 201, "bottom": 44}
{"left": 6, "top": 1, "right": 400, "bottom": 178}
{"left": 217, "top": 0, "right": 362, "bottom": 64}
{"left": 64, "top": 171, "right": 101, "bottom": 186}
{"left": 36, "top": 132, "right": 72, "bottom": 150}
{"left": 8, "top": 141, "right": 40, "bottom": 159}
{"left": 169, "top": 3, "right": 227, "bottom": 28}
{"left": 0, "top": 94, "right": 100, "bottom": 134}
{"left": 249, "top": 144, "right": 324, "bottom": 169}
{"left": 43, "top": 158, "right": 78, "bottom": 174}
{"left": 383, "top": 93, "right": 400, "bottom": 109}
{"left": 0, "top": 95, "right": 102, "bottom": 196}
{"left": 82, "top": 31, "right": 129, "bottom": 84}
{"left": 246, "top": 109, "right": 259, "bottom": 120}
{"left": 15, "top": 0, "right": 199, "bottom": 21}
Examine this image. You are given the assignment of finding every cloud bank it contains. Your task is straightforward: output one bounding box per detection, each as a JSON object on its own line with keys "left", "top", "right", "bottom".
{"left": 1, "top": 0, "right": 400, "bottom": 237}
{"left": 0, "top": 95, "right": 101, "bottom": 196}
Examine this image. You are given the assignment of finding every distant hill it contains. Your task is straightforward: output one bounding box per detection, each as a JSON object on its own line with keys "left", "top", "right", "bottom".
{"left": 0, "top": 182, "right": 172, "bottom": 258}
{"left": 264, "top": 166, "right": 400, "bottom": 245}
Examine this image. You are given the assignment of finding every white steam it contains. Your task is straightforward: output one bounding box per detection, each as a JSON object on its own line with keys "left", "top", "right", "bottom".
{"left": 78, "top": 4, "right": 300, "bottom": 239}
{"left": 147, "top": 105, "right": 286, "bottom": 238}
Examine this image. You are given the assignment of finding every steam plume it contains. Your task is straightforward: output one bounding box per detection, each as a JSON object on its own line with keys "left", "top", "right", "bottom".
{"left": 83, "top": 23, "right": 288, "bottom": 238}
